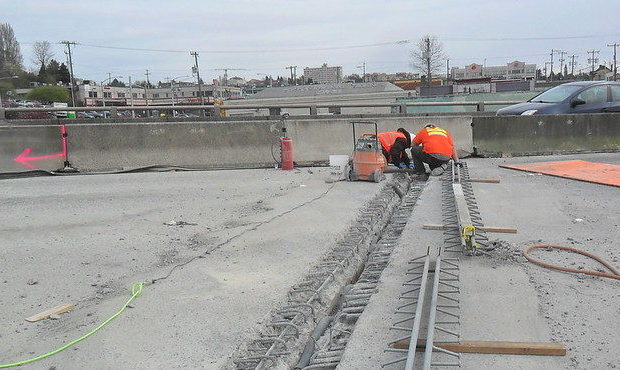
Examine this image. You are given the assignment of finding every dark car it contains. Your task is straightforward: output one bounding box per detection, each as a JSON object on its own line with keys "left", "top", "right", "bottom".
{"left": 497, "top": 81, "right": 620, "bottom": 115}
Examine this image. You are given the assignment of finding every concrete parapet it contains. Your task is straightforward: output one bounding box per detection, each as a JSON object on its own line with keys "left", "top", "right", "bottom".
{"left": 68, "top": 121, "right": 281, "bottom": 171}
{"left": 287, "top": 115, "right": 474, "bottom": 165}
{"left": 472, "top": 114, "right": 620, "bottom": 157}
{"left": 0, "top": 125, "right": 65, "bottom": 172}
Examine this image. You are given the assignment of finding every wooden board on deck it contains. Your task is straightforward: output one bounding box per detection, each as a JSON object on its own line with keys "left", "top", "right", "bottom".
{"left": 391, "top": 338, "right": 566, "bottom": 356}
{"left": 26, "top": 304, "right": 74, "bottom": 322}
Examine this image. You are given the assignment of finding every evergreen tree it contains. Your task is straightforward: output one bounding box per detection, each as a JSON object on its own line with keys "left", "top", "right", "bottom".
{"left": 37, "top": 62, "right": 47, "bottom": 82}
{"left": 58, "top": 63, "right": 70, "bottom": 84}
{"left": 47, "top": 59, "right": 60, "bottom": 82}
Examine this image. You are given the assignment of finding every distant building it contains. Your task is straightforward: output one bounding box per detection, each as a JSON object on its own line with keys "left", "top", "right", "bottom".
{"left": 76, "top": 82, "right": 242, "bottom": 106}
{"left": 451, "top": 61, "right": 536, "bottom": 80}
{"left": 303, "top": 63, "right": 343, "bottom": 84}
{"left": 592, "top": 65, "right": 613, "bottom": 80}
{"left": 367, "top": 72, "right": 419, "bottom": 82}
{"left": 392, "top": 79, "right": 442, "bottom": 90}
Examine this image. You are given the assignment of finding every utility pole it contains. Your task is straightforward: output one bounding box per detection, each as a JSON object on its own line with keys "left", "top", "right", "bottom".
{"left": 549, "top": 49, "right": 561, "bottom": 81}
{"left": 558, "top": 51, "right": 566, "bottom": 79}
{"left": 285, "top": 66, "right": 296, "bottom": 85}
{"left": 60, "top": 41, "right": 77, "bottom": 107}
{"left": 128, "top": 76, "right": 135, "bottom": 118}
{"left": 607, "top": 43, "right": 619, "bottom": 81}
{"left": 190, "top": 51, "right": 204, "bottom": 107}
{"left": 425, "top": 37, "right": 431, "bottom": 91}
{"left": 446, "top": 59, "right": 450, "bottom": 83}
{"left": 569, "top": 55, "right": 578, "bottom": 76}
{"left": 357, "top": 62, "right": 366, "bottom": 82}
{"left": 587, "top": 49, "right": 600, "bottom": 77}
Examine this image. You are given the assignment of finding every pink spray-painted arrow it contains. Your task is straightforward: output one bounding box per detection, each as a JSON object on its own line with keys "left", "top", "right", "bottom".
{"left": 13, "top": 148, "right": 65, "bottom": 169}
{"left": 13, "top": 125, "right": 69, "bottom": 170}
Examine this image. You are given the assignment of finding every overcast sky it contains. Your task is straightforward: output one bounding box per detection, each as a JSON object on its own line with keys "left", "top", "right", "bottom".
{"left": 3, "top": 0, "right": 620, "bottom": 83}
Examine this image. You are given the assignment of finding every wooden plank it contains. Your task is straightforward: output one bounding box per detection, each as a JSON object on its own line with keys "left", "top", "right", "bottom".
{"left": 479, "top": 226, "right": 518, "bottom": 234}
{"left": 26, "top": 304, "right": 74, "bottom": 322}
{"left": 469, "top": 178, "right": 500, "bottom": 183}
{"left": 422, "top": 224, "right": 449, "bottom": 230}
{"left": 422, "top": 224, "right": 517, "bottom": 234}
{"left": 441, "top": 178, "right": 500, "bottom": 183}
{"left": 391, "top": 338, "right": 566, "bottom": 356}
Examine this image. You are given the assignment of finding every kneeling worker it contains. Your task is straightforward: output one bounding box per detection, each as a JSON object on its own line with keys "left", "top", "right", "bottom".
{"left": 377, "top": 128, "right": 414, "bottom": 169}
{"left": 410, "top": 124, "right": 462, "bottom": 176}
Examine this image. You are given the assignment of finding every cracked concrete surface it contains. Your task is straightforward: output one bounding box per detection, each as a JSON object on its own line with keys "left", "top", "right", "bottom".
{"left": 0, "top": 168, "right": 384, "bottom": 369}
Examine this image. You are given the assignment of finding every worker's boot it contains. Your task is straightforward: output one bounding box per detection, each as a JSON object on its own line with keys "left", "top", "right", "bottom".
{"left": 430, "top": 163, "right": 448, "bottom": 176}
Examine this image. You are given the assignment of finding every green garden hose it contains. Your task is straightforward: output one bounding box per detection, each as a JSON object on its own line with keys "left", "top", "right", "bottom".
{"left": 0, "top": 282, "right": 149, "bottom": 368}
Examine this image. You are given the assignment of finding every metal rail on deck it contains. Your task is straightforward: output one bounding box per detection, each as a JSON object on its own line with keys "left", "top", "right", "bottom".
{"left": 0, "top": 100, "right": 522, "bottom": 119}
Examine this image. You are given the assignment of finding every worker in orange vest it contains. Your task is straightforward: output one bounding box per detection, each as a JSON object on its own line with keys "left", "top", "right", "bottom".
{"left": 377, "top": 128, "right": 413, "bottom": 169}
{"left": 410, "top": 124, "right": 462, "bottom": 176}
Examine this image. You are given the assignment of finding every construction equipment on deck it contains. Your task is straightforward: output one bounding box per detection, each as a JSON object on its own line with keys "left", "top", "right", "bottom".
{"left": 347, "top": 121, "right": 386, "bottom": 183}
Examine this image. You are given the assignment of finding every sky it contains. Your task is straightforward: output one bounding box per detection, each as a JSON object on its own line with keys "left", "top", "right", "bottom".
{"left": 2, "top": 0, "right": 620, "bottom": 84}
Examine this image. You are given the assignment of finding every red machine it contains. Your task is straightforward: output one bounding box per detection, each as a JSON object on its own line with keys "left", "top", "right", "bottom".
{"left": 348, "top": 121, "right": 386, "bottom": 182}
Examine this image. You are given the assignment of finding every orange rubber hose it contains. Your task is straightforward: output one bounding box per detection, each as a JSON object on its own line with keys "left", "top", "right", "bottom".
{"left": 522, "top": 245, "right": 620, "bottom": 281}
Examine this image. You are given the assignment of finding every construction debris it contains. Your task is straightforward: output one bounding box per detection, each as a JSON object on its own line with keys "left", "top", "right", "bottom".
{"left": 26, "top": 304, "right": 74, "bottom": 322}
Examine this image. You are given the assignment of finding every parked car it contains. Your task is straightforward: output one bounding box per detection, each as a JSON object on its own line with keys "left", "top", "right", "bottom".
{"left": 76, "top": 112, "right": 95, "bottom": 119}
{"left": 497, "top": 81, "right": 620, "bottom": 115}
{"left": 88, "top": 111, "right": 105, "bottom": 118}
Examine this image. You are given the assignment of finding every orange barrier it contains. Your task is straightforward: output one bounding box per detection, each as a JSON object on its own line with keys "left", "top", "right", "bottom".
{"left": 500, "top": 160, "right": 620, "bottom": 187}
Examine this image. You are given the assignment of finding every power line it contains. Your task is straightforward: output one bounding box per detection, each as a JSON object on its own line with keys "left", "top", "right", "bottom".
{"left": 75, "top": 40, "right": 411, "bottom": 54}
{"left": 32, "top": 33, "right": 620, "bottom": 55}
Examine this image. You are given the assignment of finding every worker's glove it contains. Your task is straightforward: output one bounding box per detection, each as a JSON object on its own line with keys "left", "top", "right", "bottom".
{"left": 454, "top": 161, "right": 464, "bottom": 168}
{"left": 408, "top": 164, "right": 415, "bottom": 169}
{"left": 396, "top": 163, "right": 406, "bottom": 169}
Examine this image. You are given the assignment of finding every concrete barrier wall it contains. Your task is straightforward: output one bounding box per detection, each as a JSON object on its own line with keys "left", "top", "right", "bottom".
{"left": 69, "top": 121, "right": 281, "bottom": 171}
{"left": 0, "top": 116, "right": 474, "bottom": 173}
{"left": 0, "top": 125, "right": 65, "bottom": 172}
{"left": 4, "top": 113, "right": 616, "bottom": 174}
{"left": 472, "top": 114, "right": 620, "bottom": 157}
{"left": 287, "top": 116, "right": 473, "bottom": 165}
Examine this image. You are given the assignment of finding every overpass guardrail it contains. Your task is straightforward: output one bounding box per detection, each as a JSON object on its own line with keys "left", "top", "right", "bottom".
{"left": 0, "top": 100, "right": 522, "bottom": 120}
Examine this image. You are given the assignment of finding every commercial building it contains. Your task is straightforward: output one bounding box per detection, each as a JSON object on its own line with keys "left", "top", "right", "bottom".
{"left": 76, "top": 82, "right": 242, "bottom": 106}
{"left": 451, "top": 61, "right": 537, "bottom": 80}
{"left": 303, "top": 63, "right": 343, "bottom": 84}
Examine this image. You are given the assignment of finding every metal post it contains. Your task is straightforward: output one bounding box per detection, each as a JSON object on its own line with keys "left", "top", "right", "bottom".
{"left": 129, "top": 76, "right": 135, "bottom": 118}
{"left": 422, "top": 256, "right": 441, "bottom": 370}
{"left": 608, "top": 43, "right": 619, "bottom": 81}
{"left": 404, "top": 255, "right": 430, "bottom": 370}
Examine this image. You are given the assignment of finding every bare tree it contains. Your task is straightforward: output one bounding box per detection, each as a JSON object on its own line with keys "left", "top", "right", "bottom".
{"left": 32, "top": 41, "right": 54, "bottom": 68}
{"left": 410, "top": 35, "right": 444, "bottom": 89}
{"left": 0, "top": 23, "right": 23, "bottom": 70}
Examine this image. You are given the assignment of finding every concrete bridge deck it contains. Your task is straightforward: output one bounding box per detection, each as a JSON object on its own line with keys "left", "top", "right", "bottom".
{"left": 1, "top": 153, "right": 618, "bottom": 369}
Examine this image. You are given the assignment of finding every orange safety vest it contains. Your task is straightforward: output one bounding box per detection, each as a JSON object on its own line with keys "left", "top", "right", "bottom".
{"left": 377, "top": 131, "right": 407, "bottom": 152}
{"left": 412, "top": 126, "right": 454, "bottom": 157}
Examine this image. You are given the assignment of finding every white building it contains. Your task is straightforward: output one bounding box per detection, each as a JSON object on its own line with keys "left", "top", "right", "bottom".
{"left": 451, "top": 61, "right": 537, "bottom": 80}
{"left": 303, "top": 63, "right": 343, "bottom": 84}
{"left": 76, "top": 82, "right": 242, "bottom": 106}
